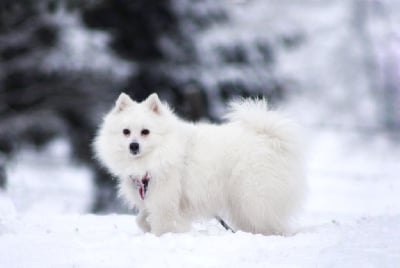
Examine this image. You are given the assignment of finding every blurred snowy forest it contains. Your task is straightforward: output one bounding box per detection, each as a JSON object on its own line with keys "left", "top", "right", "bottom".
{"left": 0, "top": 0, "right": 399, "bottom": 213}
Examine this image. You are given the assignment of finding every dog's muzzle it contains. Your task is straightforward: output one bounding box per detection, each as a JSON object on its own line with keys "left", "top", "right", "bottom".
{"left": 130, "top": 172, "right": 151, "bottom": 200}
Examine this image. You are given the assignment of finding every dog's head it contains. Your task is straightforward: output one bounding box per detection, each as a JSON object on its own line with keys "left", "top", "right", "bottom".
{"left": 94, "top": 93, "right": 173, "bottom": 175}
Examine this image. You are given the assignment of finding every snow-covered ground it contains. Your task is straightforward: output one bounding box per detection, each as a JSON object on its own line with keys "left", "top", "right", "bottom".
{"left": 0, "top": 129, "right": 399, "bottom": 267}
{"left": 0, "top": 213, "right": 398, "bottom": 267}
{"left": 3, "top": 139, "right": 94, "bottom": 215}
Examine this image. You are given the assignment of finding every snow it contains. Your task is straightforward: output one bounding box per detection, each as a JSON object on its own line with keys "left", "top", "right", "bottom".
{"left": 1, "top": 129, "right": 399, "bottom": 267}
{"left": 4, "top": 139, "right": 94, "bottom": 214}
{"left": 1, "top": 214, "right": 399, "bottom": 268}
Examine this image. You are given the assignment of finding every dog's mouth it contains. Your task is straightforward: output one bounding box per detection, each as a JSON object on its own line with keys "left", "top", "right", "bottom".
{"left": 130, "top": 173, "right": 151, "bottom": 200}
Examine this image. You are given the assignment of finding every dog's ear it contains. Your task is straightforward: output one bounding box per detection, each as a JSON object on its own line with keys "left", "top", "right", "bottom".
{"left": 145, "top": 93, "right": 162, "bottom": 114}
{"left": 114, "top": 93, "right": 133, "bottom": 112}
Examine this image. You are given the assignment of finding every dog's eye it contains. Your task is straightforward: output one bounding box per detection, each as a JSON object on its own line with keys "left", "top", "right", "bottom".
{"left": 123, "top": 129, "right": 130, "bottom": 136}
{"left": 141, "top": 129, "right": 150, "bottom": 136}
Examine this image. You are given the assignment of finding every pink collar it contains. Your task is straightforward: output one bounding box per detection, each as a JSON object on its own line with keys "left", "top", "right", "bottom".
{"left": 130, "top": 172, "right": 151, "bottom": 200}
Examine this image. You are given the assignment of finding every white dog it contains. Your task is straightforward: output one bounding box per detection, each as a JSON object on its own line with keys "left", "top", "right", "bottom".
{"left": 94, "top": 93, "right": 305, "bottom": 236}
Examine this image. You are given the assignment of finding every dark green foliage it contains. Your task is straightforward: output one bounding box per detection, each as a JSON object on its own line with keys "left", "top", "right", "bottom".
{"left": 82, "top": 0, "right": 180, "bottom": 61}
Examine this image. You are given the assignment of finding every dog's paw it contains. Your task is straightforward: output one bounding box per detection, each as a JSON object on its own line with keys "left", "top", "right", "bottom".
{"left": 149, "top": 218, "right": 191, "bottom": 236}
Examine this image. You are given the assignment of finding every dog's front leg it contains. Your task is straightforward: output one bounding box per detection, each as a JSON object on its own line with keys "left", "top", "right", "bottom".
{"left": 146, "top": 177, "right": 190, "bottom": 236}
{"left": 136, "top": 209, "right": 151, "bottom": 233}
{"left": 147, "top": 205, "right": 190, "bottom": 236}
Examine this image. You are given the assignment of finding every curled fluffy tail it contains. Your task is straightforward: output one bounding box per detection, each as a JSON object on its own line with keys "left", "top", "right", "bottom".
{"left": 224, "top": 98, "right": 302, "bottom": 149}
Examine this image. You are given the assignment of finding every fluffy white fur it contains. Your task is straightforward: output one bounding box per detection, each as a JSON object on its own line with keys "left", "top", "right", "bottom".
{"left": 94, "top": 93, "right": 305, "bottom": 236}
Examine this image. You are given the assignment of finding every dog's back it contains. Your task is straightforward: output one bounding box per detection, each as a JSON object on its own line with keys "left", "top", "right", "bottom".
{"left": 180, "top": 98, "right": 306, "bottom": 234}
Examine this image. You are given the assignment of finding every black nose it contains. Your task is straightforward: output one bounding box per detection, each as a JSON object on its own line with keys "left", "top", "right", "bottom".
{"left": 129, "top": 142, "right": 140, "bottom": 155}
